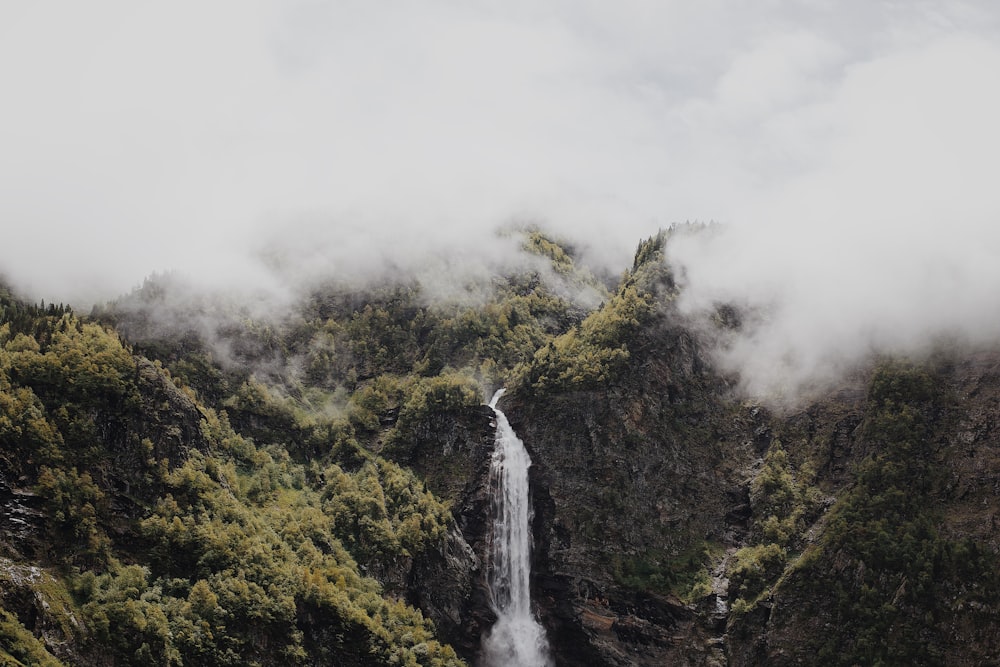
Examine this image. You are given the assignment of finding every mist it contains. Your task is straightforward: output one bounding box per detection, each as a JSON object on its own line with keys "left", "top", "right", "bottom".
{"left": 3, "top": 1, "right": 1000, "bottom": 396}
{"left": 667, "top": 33, "right": 1000, "bottom": 398}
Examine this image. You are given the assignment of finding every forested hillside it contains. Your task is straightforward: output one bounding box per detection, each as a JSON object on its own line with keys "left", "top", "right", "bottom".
{"left": 0, "top": 290, "right": 468, "bottom": 665}
{"left": 2, "top": 228, "right": 1000, "bottom": 666}
{"left": 0, "top": 229, "right": 604, "bottom": 665}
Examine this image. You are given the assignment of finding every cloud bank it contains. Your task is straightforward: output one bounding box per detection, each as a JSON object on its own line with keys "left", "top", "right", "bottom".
{"left": 667, "top": 31, "right": 1000, "bottom": 397}
{"left": 3, "top": 1, "right": 1000, "bottom": 395}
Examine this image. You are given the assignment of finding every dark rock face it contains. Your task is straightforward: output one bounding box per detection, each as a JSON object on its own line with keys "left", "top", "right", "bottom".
{"left": 0, "top": 470, "right": 44, "bottom": 557}
{"left": 409, "top": 524, "right": 487, "bottom": 657}
{"left": 482, "top": 321, "right": 1000, "bottom": 666}
{"left": 6, "top": 297, "right": 1000, "bottom": 664}
{"left": 502, "top": 318, "right": 758, "bottom": 666}
{"left": 357, "top": 309, "right": 1000, "bottom": 667}
{"left": 368, "top": 314, "right": 752, "bottom": 666}
{"left": 381, "top": 404, "right": 498, "bottom": 661}
{"left": 723, "top": 351, "right": 1000, "bottom": 667}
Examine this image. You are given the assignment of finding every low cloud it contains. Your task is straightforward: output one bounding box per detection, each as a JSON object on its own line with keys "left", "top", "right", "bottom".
{"left": 3, "top": 2, "right": 1000, "bottom": 399}
{"left": 668, "top": 34, "right": 1000, "bottom": 398}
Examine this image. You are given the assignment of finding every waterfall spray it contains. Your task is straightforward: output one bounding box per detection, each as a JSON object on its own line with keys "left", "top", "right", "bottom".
{"left": 481, "top": 389, "right": 551, "bottom": 667}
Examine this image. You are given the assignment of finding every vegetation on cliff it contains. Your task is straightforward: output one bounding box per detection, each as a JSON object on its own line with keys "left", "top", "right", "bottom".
{"left": 0, "top": 296, "right": 465, "bottom": 666}
{"left": 725, "top": 361, "right": 1000, "bottom": 666}
{"left": 0, "top": 228, "right": 610, "bottom": 665}
{"left": 4, "top": 226, "right": 1000, "bottom": 666}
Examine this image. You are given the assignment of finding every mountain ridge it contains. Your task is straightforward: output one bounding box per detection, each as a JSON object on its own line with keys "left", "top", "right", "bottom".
{"left": 2, "top": 229, "right": 1000, "bottom": 665}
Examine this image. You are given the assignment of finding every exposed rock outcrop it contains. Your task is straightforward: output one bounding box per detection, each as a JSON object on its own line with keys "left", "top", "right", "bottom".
{"left": 503, "top": 312, "right": 757, "bottom": 665}
{"left": 379, "top": 404, "right": 498, "bottom": 661}
{"left": 502, "top": 327, "right": 1000, "bottom": 666}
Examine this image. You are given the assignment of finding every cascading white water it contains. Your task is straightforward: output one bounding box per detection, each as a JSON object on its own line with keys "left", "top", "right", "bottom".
{"left": 481, "top": 388, "right": 552, "bottom": 667}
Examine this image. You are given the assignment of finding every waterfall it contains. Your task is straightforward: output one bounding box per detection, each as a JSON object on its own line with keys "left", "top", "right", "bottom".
{"left": 481, "top": 389, "right": 552, "bottom": 667}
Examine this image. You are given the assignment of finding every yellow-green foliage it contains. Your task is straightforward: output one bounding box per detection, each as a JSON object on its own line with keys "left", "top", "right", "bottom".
{"left": 0, "top": 561, "right": 77, "bottom": 667}
{"left": 0, "top": 315, "right": 150, "bottom": 568}
{"left": 0, "top": 381, "right": 63, "bottom": 464}
{"left": 630, "top": 230, "right": 668, "bottom": 272}
{"left": 727, "top": 543, "right": 787, "bottom": 608}
{"left": 0, "top": 315, "right": 138, "bottom": 471}
{"left": 523, "top": 230, "right": 575, "bottom": 275}
{"left": 377, "top": 374, "right": 482, "bottom": 460}
{"left": 0, "top": 302, "right": 466, "bottom": 665}
{"left": 126, "top": 419, "right": 462, "bottom": 666}
{"left": 349, "top": 374, "right": 409, "bottom": 432}
{"left": 422, "top": 294, "right": 561, "bottom": 385}
{"left": 515, "top": 283, "right": 653, "bottom": 392}
{"left": 322, "top": 459, "right": 452, "bottom": 560}
{"left": 0, "top": 608, "right": 65, "bottom": 667}
{"left": 513, "top": 229, "right": 674, "bottom": 396}
{"left": 290, "top": 250, "right": 591, "bottom": 391}
{"left": 5, "top": 316, "right": 137, "bottom": 407}
{"left": 344, "top": 288, "right": 426, "bottom": 379}
{"left": 395, "top": 374, "right": 480, "bottom": 427}
{"left": 348, "top": 372, "right": 481, "bottom": 450}
{"left": 726, "top": 439, "right": 825, "bottom": 613}
{"left": 749, "top": 441, "right": 823, "bottom": 547}
{"left": 36, "top": 466, "right": 111, "bottom": 564}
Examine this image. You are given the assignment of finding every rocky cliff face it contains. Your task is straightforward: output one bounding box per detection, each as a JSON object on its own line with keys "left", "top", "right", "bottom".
{"left": 491, "top": 323, "right": 1000, "bottom": 665}
{"left": 385, "top": 404, "right": 497, "bottom": 660}
{"left": 723, "top": 351, "right": 1000, "bottom": 666}
{"left": 383, "top": 304, "right": 756, "bottom": 665}
{"left": 6, "top": 242, "right": 1000, "bottom": 665}
{"left": 504, "top": 311, "right": 755, "bottom": 666}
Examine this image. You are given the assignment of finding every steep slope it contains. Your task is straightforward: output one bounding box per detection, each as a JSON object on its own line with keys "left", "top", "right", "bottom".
{"left": 492, "top": 249, "right": 1000, "bottom": 665}
{"left": 492, "top": 235, "right": 1000, "bottom": 665}
{"left": 726, "top": 355, "right": 1000, "bottom": 666}
{"left": 0, "top": 295, "right": 467, "bottom": 666}
{"left": 501, "top": 233, "right": 755, "bottom": 665}
{"left": 5, "top": 225, "right": 1000, "bottom": 666}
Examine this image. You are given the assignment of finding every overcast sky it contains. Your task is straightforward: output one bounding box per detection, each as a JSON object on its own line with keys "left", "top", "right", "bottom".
{"left": 3, "top": 1, "right": 1000, "bottom": 395}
